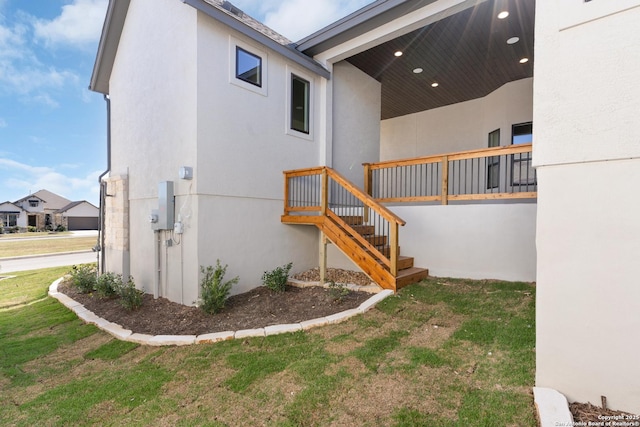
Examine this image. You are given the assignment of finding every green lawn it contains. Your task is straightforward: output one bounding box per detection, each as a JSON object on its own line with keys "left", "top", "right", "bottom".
{"left": 0, "top": 269, "right": 537, "bottom": 426}
{"left": 0, "top": 236, "right": 97, "bottom": 258}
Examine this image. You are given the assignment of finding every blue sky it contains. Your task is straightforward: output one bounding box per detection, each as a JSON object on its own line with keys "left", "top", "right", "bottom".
{"left": 0, "top": 0, "right": 372, "bottom": 206}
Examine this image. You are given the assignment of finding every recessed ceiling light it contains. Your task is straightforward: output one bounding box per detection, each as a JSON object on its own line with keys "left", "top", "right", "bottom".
{"left": 394, "top": 51, "right": 403, "bottom": 57}
{"left": 519, "top": 57, "right": 529, "bottom": 63}
{"left": 431, "top": 82, "right": 439, "bottom": 87}
{"left": 507, "top": 36, "right": 520, "bottom": 45}
{"left": 497, "top": 11, "right": 509, "bottom": 19}
{"left": 413, "top": 68, "right": 423, "bottom": 74}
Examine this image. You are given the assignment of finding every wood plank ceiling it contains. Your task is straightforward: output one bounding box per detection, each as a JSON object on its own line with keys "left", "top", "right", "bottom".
{"left": 345, "top": 0, "right": 535, "bottom": 120}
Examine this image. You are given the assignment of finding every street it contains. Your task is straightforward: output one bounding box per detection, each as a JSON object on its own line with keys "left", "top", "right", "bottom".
{"left": 0, "top": 251, "right": 98, "bottom": 274}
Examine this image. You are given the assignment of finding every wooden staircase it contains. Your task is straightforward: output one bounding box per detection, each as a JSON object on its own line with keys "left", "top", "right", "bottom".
{"left": 281, "top": 167, "right": 428, "bottom": 292}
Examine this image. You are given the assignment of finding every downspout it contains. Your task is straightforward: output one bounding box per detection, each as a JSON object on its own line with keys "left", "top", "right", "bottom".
{"left": 97, "top": 94, "right": 111, "bottom": 274}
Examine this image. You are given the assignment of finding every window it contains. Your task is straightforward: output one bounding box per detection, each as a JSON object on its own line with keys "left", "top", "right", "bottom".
{"left": 487, "top": 129, "right": 500, "bottom": 189}
{"left": 291, "top": 74, "right": 310, "bottom": 134}
{"left": 29, "top": 199, "right": 39, "bottom": 207}
{"left": 1, "top": 213, "right": 18, "bottom": 227}
{"left": 511, "top": 122, "right": 535, "bottom": 186}
{"left": 235, "top": 47, "right": 261, "bottom": 87}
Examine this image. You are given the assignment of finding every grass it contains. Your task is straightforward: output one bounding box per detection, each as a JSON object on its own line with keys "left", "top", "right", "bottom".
{"left": 0, "top": 236, "right": 96, "bottom": 258}
{"left": 0, "top": 271, "right": 537, "bottom": 426}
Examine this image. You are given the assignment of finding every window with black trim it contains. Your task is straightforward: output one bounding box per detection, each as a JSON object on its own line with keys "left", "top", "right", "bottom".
{"left": 1, "top": 213, "right": 17, "bottom": 227}
{"left": 511, "top": 122, "right": 535, "bottom": 186}
{"left": 291, "top": 74, "right": 310, "bottom": 134}
{"left": 487, "top": 129, "right": 500, "bottom": 189}
{"left": 235, "top": 46, "right": 261, "bottom": 87}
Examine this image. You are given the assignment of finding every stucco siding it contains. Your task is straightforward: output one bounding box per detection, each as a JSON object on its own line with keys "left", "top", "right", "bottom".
{"left": 332, "top": 61, "right": 381, "bottom": 188}
{"left": 196, "top": 195, "right": 319, "bottom": 297}
{"left": 380, "top": 78, "right": 533, "bottom": 159}
{"left": 534, "top": 1, "right": 640, "bottom": 414}
{"left": 109, "top": 0, "right": 198, "bottom": 198}
{"left": 195, "top": 14, "right": 323, "bottom": 200}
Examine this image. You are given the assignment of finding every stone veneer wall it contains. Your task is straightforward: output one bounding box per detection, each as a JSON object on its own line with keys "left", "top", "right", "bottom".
{"left": 104, "top": 175, "right": 129, "bottom": 254}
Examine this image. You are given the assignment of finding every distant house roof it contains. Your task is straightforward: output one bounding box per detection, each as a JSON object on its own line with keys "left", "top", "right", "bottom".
{"left": 0, "top": 201, "right": 25, "bottom": 213}
{"left": 31, "top": 190, "right": 72, "bottom": 210}
{"left": 14, "top": 194, "right": 47, "bottom": 205}
{"left": 58, "top": 200, "right": 99, "bottom": 213}
{"left": 90, "top": 0, "right": 329, "bottom": 95}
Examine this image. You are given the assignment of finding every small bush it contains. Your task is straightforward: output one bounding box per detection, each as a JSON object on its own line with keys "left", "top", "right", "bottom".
{"left": 328, "top": 280, "right": 350, "bottom": 303}
{"left": 56, "top": 224, "right": 66, "bottom": 232}
{"left": 70, "top": 264, "right": 97, "bottom": 293}
{"left": 261, "top": 262, "right": 293, "bottom": 293}
{"left": 96, "top": 272, "right": 120, "bottom": 298}
{"left": 199, "top": 261, "right": 238, "bottom": 314}
{"left": 117, "top": 277, "right": 143, "bottom": 310}
{"left": 27, "top": 226, "right": 36, "bottom": 233}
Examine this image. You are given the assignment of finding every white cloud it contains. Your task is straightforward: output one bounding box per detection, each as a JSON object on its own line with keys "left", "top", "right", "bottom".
{"left": 262, "top": 0, "right": 373, "bottom": 41}
{"left": 0, "top": 16, "right": 79, "bottom": 106}
{"left": 0, "top": 158, "right": 100, "bottom": 204}
{"left": 33, "top": 0, "right": 108, "bottom": 48}
{"left": 229, "top": 0, "right": 373, "bottom": 41}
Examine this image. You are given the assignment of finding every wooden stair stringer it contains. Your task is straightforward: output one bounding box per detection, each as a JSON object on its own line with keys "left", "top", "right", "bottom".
{"left": 318, "top": 217, "right": 397, "bottom": 292}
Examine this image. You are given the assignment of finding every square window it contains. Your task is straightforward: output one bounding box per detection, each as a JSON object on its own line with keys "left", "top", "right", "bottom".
{"left": 236, "top": 47, "right": 261, "bottom": 87}
{"left": 291, "top": 74, "right": 310, "bottom": 134}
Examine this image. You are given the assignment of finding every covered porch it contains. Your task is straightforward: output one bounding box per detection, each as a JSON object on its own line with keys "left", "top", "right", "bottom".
{"left": 284, "top": 0, "right": 537, "bottom": 284}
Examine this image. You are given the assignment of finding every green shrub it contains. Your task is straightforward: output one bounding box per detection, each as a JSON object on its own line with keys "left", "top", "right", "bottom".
{"left": 199, "top": 261, "right": 238, "bottom": 314}
{"left": 328, "top": 280, "right": 350, "bottom": 303}
{"left": 96, "top": 272, "right": 120, "bottom": 298}
{"left": 117, "top": 277, "right": 143, "bottom": 310}
{"left": 69, "top": 264, "right": 97, "bottom": 293}
{"left": 27, "top": 226, "right": 36, "bottom": 233}
{"left": 261, "top": 262, "right": 293, "bottom": 293}
{"left": 56, "top": 224, "right": 66, "bottom": 232}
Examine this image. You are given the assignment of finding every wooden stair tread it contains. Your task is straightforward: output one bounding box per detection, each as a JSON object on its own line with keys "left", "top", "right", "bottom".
{"left": 395, "top": 267, "right": 429, "bottom": 289}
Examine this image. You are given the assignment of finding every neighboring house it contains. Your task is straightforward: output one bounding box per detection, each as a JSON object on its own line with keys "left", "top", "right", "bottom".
{"left": 0, "top": 201, "right": 28, "bottom": 230}
{"left": 90, "top": 0, "right": 640, "bottom": 414}
{"left": 58, "top": 201, "right": 100, "bottom": 231}
{"left": 13, "top": 190, "right": 99, "bottom": 231}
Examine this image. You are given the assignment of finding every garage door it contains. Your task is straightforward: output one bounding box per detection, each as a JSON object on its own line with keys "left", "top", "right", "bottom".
{"left": 67, "top": 217, "right": 99, "bottom": 230}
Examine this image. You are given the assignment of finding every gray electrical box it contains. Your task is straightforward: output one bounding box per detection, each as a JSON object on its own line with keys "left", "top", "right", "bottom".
{"left": 152, "top": 181, "right": 174, "bottom": 230}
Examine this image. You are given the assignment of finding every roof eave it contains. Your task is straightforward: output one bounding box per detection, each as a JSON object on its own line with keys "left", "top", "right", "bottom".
{"left": 89, "top": 0, "right": 131, "bottom": 94}
{"left": 296, "top": 0, "right": 434, "bottom": 56}
{"left": 183, "top": 0, "right": 330, "bottom": 79}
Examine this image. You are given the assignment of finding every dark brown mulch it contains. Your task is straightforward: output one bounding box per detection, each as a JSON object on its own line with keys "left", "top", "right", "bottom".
{"left": 570, "top": 401, "right": 639, "bottom": 424}
{"left": 58, "top": 282, "right": 370, "bottom": 336}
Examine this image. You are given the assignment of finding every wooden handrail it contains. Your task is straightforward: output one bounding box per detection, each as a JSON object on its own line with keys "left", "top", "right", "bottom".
{"left": 326, "top": 168, "right": 406, "bottom": 226}
{"left": 363, "top": 143, "right": 536, "bottom": 205}
{"left": 282, "top": 166, "right": 405, "bottom": 290}
{"left": 363, "top": 143, "right": 533, "bottom": 170}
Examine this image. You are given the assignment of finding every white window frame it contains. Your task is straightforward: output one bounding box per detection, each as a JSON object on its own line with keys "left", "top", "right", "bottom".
{"left": 229, "top": 37, "right": 268, "bottom": 96}
{"left": 285, "top": 65, "right": 314, "bottom": 141}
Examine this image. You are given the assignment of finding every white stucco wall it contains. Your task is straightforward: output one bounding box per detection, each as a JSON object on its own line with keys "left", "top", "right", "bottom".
{"left": 327, "top": 203, "right": 537, "bottom": 282}
{"left": 380, "top": 78, "right": 533, "bottom": 159}
{"left": 107, "top": 1, "right": 328, "bottom": 303}
{"left": 332, "top": 61, "right": 381, "bottom": 188}
{"left": 108, "top": 0, "right": 199, "bottom": 296}
{"left": 534, "top": 1, "right": 640, "bottom": 414}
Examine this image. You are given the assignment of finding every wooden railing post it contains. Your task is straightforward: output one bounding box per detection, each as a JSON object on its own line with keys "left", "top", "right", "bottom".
{"left": 363, "top": 163, "right": 372, "bottom": 222}
{"left": 283, "top": 172, "right": 290, "bottom": 214}
{"left": 321, "top": 167, "right": 328, "bottom": 216}
{"left": 441, "top": 155, "right": 449, "bottom": 205}
{"left": 390, "top": 221, "right": 399, "bottom": 276}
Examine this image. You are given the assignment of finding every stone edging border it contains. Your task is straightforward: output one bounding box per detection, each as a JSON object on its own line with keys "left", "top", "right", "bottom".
{"left": 533, "top": 387, "right": 574, "bottom": 427}
{"left": 48, "top": 277, "right": 393, "bottom": 346}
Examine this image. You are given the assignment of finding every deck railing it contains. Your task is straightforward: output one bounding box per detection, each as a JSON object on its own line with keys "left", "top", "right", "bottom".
{"left": 283, "top": 167, "right": 405, "bottom": 277}
{"left": 363, "top": 143, "right": 536, "bottom": 205}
